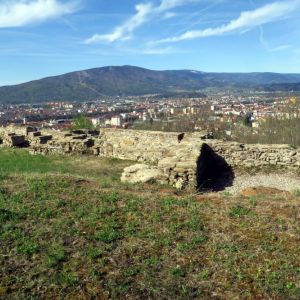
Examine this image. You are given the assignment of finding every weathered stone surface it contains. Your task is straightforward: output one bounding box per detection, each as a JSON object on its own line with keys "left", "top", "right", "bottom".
{"left": 158, "top": 157, "right": 177, "bottom": 169}
{"left": 2, "top": 126, "right": 300, "bottom": 190}
{"left": 175, "top": 160, "right": 196, "bottom": 170}
{"left": 174, "top": 177, "right": 187, "bottom": 190}
{"left": 121, "top": 164, "right": 163, "bottom": 184}
{"left": 28, "top": 131, "right": 41, "bottom": 137}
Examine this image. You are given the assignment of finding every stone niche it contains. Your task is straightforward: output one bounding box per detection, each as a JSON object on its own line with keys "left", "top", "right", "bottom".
{"left": 3, "top": 134, "right": 28, "bottom": 148}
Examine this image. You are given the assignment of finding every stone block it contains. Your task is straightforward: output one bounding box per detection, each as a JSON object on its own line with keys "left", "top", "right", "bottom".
{"left": 28, "top": 131, "right": 41, "bottom": 137}
{"left": 175, "top": 160, "right": 196, "bottom": 170}
{"left": 158, "top": 157, "right": 177, "bottom": 169}
{"left": 121, "top": 164, "right": 163, "bottom": 184}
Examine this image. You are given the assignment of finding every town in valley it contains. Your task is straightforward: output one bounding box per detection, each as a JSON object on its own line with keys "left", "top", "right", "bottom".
{"left": 1, "top": 90, "right": 299, "bottom": 142}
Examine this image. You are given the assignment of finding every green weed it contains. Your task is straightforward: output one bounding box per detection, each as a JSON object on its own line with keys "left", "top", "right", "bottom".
{"left": 46, "top": 244, "right": 66, "bottom": 267}
{"left": 228, "top": 205, "right": 251, "bottom": 218}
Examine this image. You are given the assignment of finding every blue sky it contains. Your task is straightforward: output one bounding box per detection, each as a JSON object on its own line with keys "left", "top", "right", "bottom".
{"left": 1, "top": 0, "right": 300, "bottom": 86}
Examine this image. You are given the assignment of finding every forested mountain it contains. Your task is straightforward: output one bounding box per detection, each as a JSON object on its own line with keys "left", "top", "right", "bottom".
{"left": 1, "top": 65, "right": 300, "bottom": 103}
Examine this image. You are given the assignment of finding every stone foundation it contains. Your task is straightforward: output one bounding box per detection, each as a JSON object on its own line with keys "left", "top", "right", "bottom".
{"left": 1, "top": 125, "right": 300, "bottom": 190}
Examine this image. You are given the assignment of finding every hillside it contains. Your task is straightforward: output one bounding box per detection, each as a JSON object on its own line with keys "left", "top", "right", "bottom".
{"left": 1, "top": 66, "right": 300, "bottom": 103}
{"left": 1, "top": 148, "right": 300, "bottom": 299}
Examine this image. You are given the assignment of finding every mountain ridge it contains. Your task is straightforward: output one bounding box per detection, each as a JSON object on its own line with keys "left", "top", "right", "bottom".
{"left": 1, "top": 65, "right": 300, "bottom": 104}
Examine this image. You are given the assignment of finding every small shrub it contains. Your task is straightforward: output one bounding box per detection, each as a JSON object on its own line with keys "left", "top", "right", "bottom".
{"left": 72, "top": 114, "right": 93, "bottom": 130}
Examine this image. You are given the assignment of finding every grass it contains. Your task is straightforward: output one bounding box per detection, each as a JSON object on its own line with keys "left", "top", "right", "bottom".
{"left": 228, "top": 204, "right": 252, "bottom": 218}
{"left": 0, "top": 148, "right": 300, "bottom": 299}
{"left": 292, "top": 189, "right": 300, "bottom": 197}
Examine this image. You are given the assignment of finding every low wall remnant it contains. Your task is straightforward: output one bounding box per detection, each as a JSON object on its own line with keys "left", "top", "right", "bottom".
{"left": 1, "top": 125, "right": 300, "bottom": 190}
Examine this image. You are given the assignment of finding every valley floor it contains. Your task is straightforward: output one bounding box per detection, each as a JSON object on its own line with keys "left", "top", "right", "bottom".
{"left": 0, "top": 148, "right": 299, "bottom": 299}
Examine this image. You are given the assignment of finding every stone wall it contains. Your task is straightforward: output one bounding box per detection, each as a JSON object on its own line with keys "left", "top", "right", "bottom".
{"left": 1, "top": 125, "right": 300, "bottom": 189}
{"left": 210, "top": 142, "right": 300, "bottom": 168}
{"left": 96, "top": 129, "right": 204, "bottom": 163}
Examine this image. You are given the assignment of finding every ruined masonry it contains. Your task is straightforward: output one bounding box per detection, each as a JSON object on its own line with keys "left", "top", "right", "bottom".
{"left": 1, "top": 126, "right": 300, "bottom": 190}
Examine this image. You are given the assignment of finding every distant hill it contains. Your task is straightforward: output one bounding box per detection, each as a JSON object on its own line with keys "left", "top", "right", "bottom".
{"left": 1, "top": 65, "right": 300, "bottom": 103}
{"left": 260, "top": 82, "right": 300, "bottom": 92}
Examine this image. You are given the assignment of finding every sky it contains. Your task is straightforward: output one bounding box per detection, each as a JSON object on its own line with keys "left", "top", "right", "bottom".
{"left": 1, "top": 0, "right": 300, "bottom": 86}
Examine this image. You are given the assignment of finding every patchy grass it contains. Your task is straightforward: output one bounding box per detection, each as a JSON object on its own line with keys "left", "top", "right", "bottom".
{"left": 0, "top": 148, "right": 300, "bottom": 299}
{"left": 292, "top": 189, "right": 300, "bottom": 197}
{"left": 228, "top": 204, "right": 252, "bottom": 218}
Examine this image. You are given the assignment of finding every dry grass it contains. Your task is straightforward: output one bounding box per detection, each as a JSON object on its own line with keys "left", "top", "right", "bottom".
{"left": 0, "top": 148, "right": 300, "bottom": 299}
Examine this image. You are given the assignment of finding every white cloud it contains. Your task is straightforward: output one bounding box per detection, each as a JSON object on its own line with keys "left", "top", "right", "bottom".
{"left": 163, "top": 11, "right": 177, "bottom": 19}
{"left": 158, "top": 0, "right": 197, "bottom": 11}
{"left": 0, "top": 0, "right": 78, "bottom": 28}
{"left": 85, "top": 2, "right": 153, "bottom": 43}
{"left": 86, "top": 45, "right": 180, "bottom": 56}
{"left": 156, "top": 0, "right": 300, "bottom": 43}
{"left": 85, "top": 0, "right": 199, "bottom": 44}
{"left": 270, "top": 44, "right": 292, "bottom": 52}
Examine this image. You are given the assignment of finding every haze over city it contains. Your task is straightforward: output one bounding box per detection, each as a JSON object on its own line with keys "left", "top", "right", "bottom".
{"left": 1, "top": 0, "right": 300, "bottom": 86}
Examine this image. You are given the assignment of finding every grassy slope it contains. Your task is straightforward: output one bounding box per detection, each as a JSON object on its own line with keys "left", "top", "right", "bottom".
{"left": 0, "top": 148, "right": 300, "bottom": 299}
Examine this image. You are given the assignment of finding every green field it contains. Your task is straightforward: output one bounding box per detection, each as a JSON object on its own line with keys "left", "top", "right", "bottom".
{"left": 0, "top": 148, "right": 299, "bottom": 299}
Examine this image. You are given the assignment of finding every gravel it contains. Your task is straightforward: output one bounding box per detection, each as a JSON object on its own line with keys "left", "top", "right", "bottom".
{"left": 224, "top": 173, "right": 300, "bottom": 195}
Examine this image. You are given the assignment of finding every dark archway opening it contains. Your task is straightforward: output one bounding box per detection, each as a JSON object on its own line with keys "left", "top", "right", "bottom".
{"left": 177, "top": 133, "right": 185, "bottom": 143}
{"left": 196, "top": 143, "right": 235, "bottom": 192}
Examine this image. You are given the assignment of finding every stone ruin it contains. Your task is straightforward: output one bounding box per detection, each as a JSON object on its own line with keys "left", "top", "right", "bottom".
{"left": 2, "top": 133, "right": 27, "bottom": 148}
{"left": 1, "top": 125, "right": 300, "bottom": 191}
